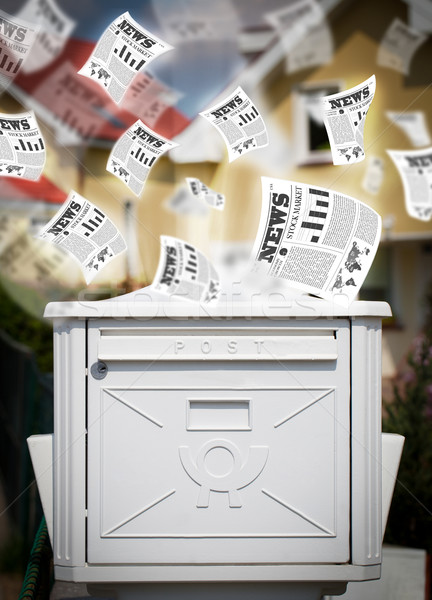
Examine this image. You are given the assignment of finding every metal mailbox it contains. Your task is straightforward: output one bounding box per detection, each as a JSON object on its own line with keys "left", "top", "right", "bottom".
{"left": 28, "top": 295, "right": 403, "bottom": 600}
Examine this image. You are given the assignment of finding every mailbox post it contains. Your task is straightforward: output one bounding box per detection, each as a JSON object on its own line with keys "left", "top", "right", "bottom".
{"left": 28, "top": 295, "right": 403, "bottom": 600}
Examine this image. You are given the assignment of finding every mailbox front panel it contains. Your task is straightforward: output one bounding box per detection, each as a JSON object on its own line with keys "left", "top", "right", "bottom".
{"left": 87, "top": 319, "right": 351, "bottom": 565}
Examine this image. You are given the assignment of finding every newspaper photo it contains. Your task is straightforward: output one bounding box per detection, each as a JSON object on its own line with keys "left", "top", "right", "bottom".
{"left": 0, "top": 111, "right": 46, "bottom": 181}
{"left": 362, "top": 156, "right": 384, "bottom": 195}
{"left": 152, "top": 0, "right": 238, "bottom": 44}
{"left": 78, "top": 11, "right": 173, "bottom": 105}
{"left": 107, "top": 119, "right": 178, "bottom": 197}
{"left": 164, "top": 185, "right": 210, "bottom": 217}
{"left": 120, "top": 71, "right": 183, "bottom": 128}
{"left": 386, "top": 110, "right": 431, "bottom": 147}
{"left": 186, "top": 177, "right": 225, "bottom": 210}
{"left": 199, "top": 86, "right": 268, "bottom": 162}
{"left": 37, "top": 191, "right": 127, "bottom": 284}
{"left": 387, "top": 147, "right": 432, "bottom": 221}
{"left": 377, "top": 18, "right": 426, "bottom": 75}
{"left": 321, "top": 75, "right": 376, "bottom": 165}
{"left": 251, "top": 176, "right": 382, "bottom": 305}
{"left": 0, "top": 9, "right": 38, "bottom": 90}
{"left": 150, "top": 235, "right": 220, "bottom": 304}
{"left": 15, "top": 0, "right": 75, "bottom": 74}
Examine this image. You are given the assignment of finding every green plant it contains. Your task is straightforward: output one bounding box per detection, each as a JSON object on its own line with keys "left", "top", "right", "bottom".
{"left": 0, "top": 283, "right": 53, "bottom": 372}
{"left": 383, "top": 322, "right": 432, "bottom": 553}
{"left": 0, "top": 533, "right": 28, "bottom": 574}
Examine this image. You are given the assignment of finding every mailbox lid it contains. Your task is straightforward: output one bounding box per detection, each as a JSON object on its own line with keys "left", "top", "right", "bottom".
{"left": 86, "top": 318, "right": 351, "bottom": 566}
{"left": 44, "top": 293, "right": 392, "bottom": 319}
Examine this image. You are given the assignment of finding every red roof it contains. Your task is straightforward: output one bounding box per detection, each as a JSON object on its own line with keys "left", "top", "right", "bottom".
{"left": 14, "top": 37, "right": 190, "bottom": 141}
{"left": 0, "top": 175, "right": 67, "bottom": 204}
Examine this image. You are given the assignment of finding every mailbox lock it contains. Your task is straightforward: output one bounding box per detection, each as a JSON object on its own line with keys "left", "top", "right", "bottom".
{"left": 91, "top": 361, "right": 108, "bottom": 379}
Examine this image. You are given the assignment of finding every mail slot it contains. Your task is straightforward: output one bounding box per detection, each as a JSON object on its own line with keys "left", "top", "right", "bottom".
{"left": 96, "top": 327, "right": 338, "bottom": 360}
{"left": 29, "top": 295, "right": 402, "bottom": 600}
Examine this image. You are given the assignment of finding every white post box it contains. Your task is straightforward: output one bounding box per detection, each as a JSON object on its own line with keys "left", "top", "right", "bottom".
{"left": 30, "top": 295, "right": 402, "bottom": 600}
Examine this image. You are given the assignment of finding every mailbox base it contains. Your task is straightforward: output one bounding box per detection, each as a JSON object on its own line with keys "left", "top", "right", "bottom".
{"left": 87, "top": 582, "right": 348, "bottom": 600}
{"left": 55, "top": 564, "right": 381, "bottom": 584}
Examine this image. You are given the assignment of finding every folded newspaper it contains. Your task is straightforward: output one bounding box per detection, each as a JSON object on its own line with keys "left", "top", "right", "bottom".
{"left": 152, "top": 0, "right": 238, "bottom": 44}
{"left": 321, "top": 75, "right": 376, "bottom": 165}
{"left": 377, "top": 18, "right": 426, "bottom": 75}
{"left": 164, "top": 185, "right": 210, "bottom": 217}
{"left": 264, "top": 0, "right": 324, "bottom": 42}
{"left": 251, "top": 177, "right": 381, "bottom": 305}
{"left": 150, "top": 235, "right": 220, "bottom": 304}
{"left": 199, "top": 86, "right": 269, "bottom": 162}
{"left": 16, "top": 0, "right": 76, "bottom": 74}
{"left": 286, "top": 20, "right": 333, "bottom": 74}
{"left": 0, "top": 222, "right": 72, "bottom": 290}
{"left": 78, "top": 11, "right": 173, "bottom": 104}
{"left": 0, "top": 8, "right": 38, "bottom": 90}
{"left": 386, "top": 110, "right": 431, "bottom": 148}
{"left": 362, "top": 156, "right": 384, "bottom": 196}
{"left": 387, "top": 147, "right": 432, "bottom": 221}
{"left": 37, "top": 191, "right": 127, "bottom": 284}
{"left": 107, "top": 119, "right": 178, "bottom": 196}
{"left": 263, "top": 0, "right": 333, "bottom": 74}
{"left": 0, "top": 110, "right": 46, "bottom": 181}
{"left": 186, "top": 177, "right": 225, "bottom": 210}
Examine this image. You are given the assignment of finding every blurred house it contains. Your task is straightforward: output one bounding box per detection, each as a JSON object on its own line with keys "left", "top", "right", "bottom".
{"left": 0, "top": 175, "right": 66, "bottom": 233}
